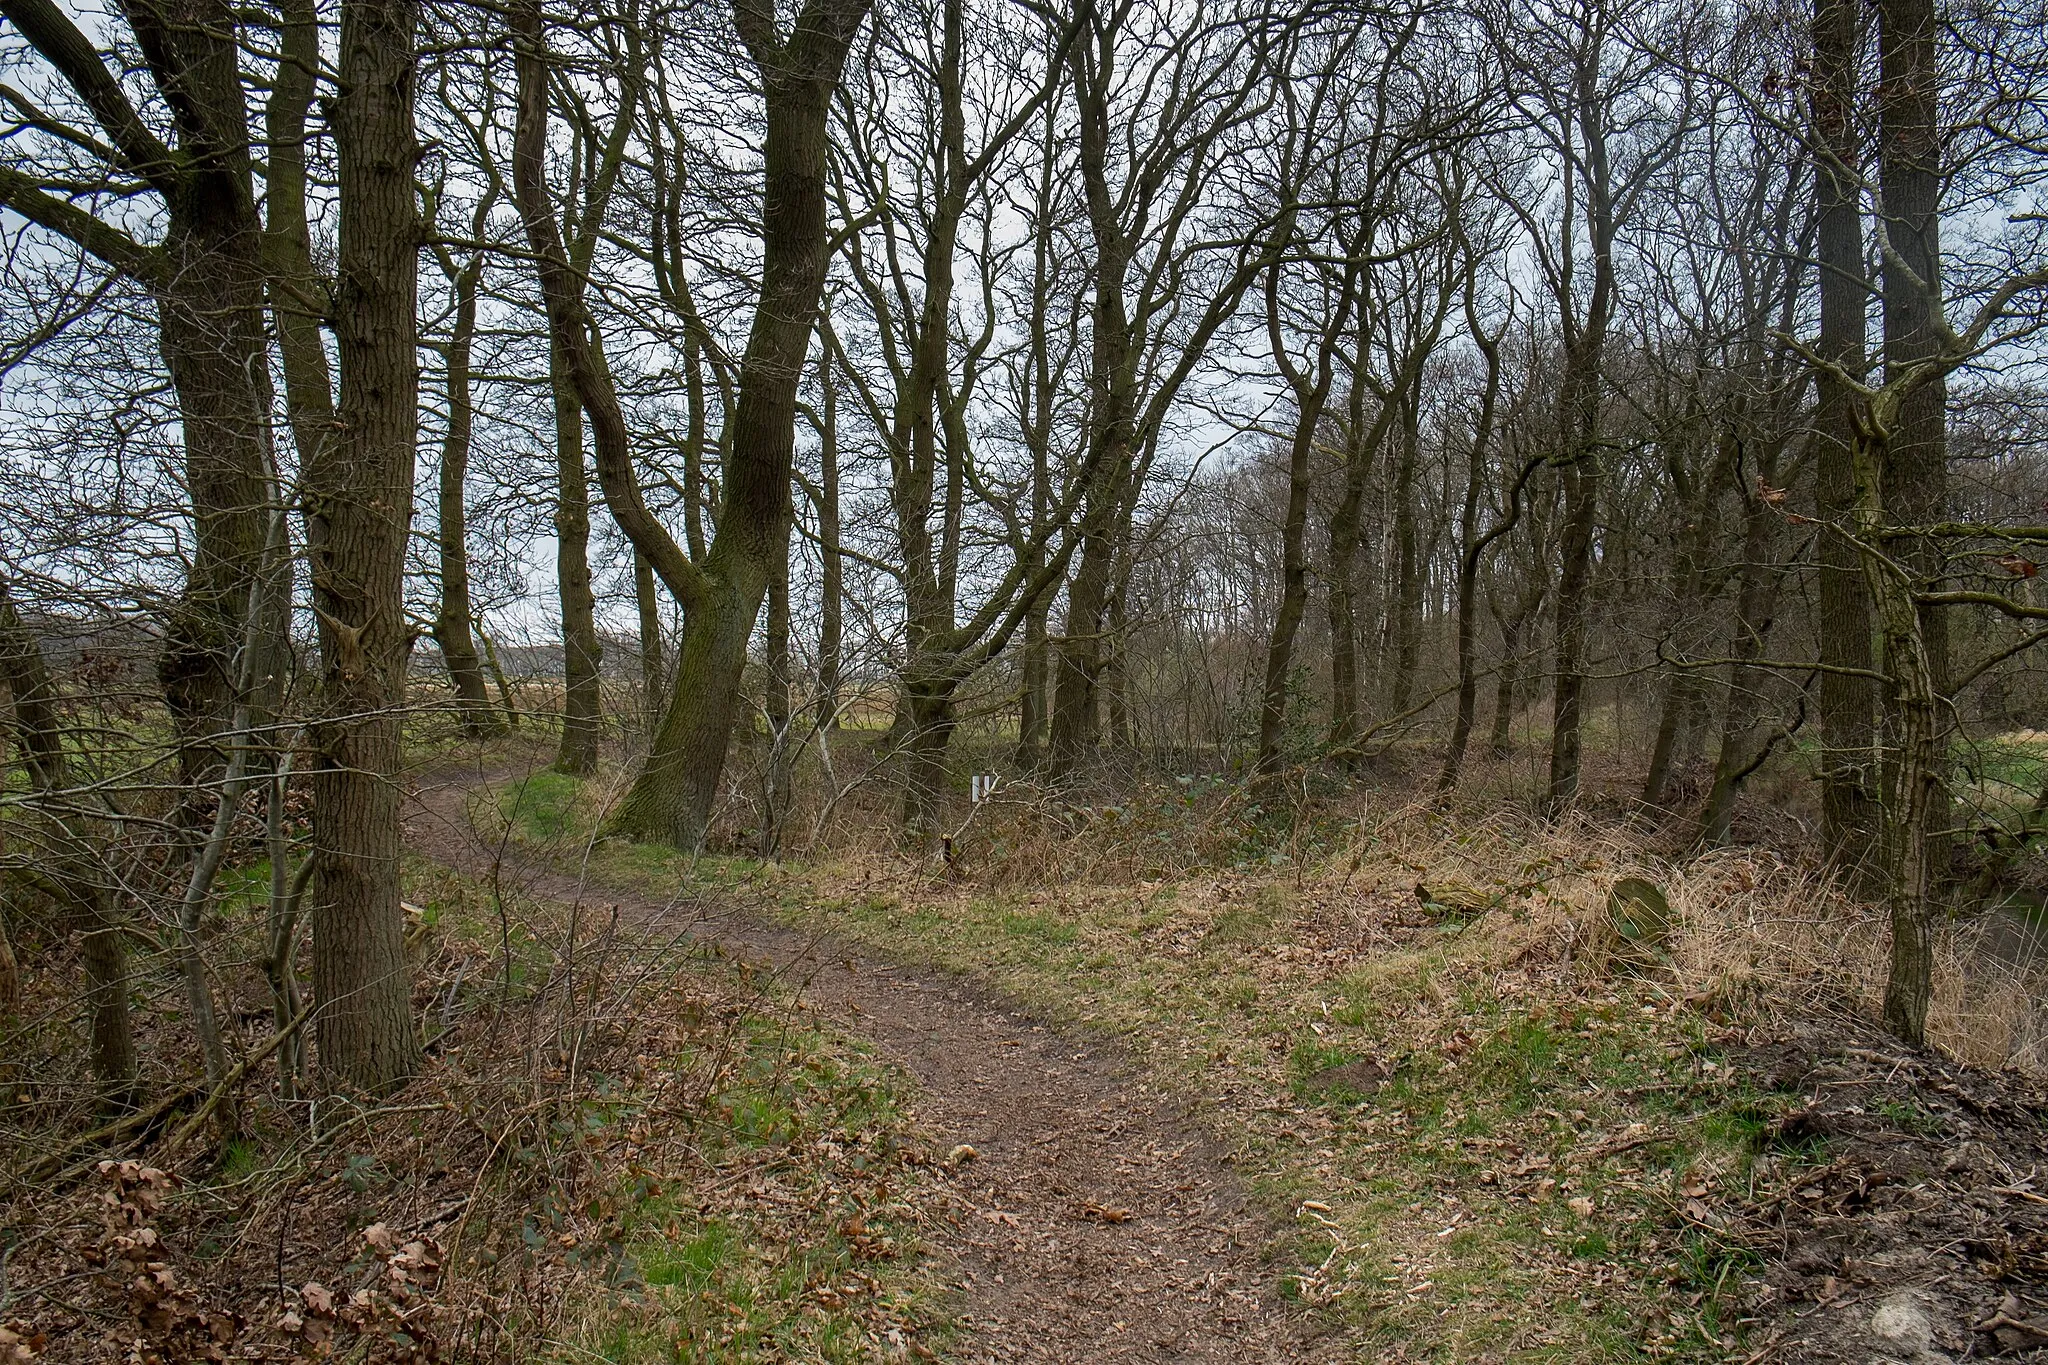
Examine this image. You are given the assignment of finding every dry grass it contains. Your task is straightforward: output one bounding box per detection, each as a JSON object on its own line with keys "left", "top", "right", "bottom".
{"left": 0, "top": 851, "right": 950, "bottom": 1363}
{"left": 490, "top": 745, "right": 2048, "bottom": 1361}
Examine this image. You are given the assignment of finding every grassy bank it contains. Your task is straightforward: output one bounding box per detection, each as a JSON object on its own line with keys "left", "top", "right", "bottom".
{"left": 483, "top": 765, "right": 1944, "bottom": 1362}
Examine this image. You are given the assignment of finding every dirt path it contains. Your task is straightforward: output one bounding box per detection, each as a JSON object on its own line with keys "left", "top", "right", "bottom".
{"left": 406, "top": 763, "right": 1339, "bottom": 1363}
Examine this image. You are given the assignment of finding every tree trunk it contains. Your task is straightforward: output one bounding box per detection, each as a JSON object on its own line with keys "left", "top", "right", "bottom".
{"left": 1642, "top": 444, "right": 1728, "bottom": 807}
{"left": 1257, "top": 412, "right": 1320, "bottom": 774}
{"left": 1489, "top": 613, "right": 1521, "bottom": 758}
{"left": 901, "top": 670, "right": 958, "bottom": 835}
{"left": 1868, "top": 0, "right": 1946, "bottom": 1041}
{"left": 605, "top": 0, "right": 873, "bottom": 848}
{"left": 1543, "top": 57, "right": 1618, "bottom": 815}
{"left": 1700, "top": 451, "right": 1787, "bottom": 843}
{"left": 635, "top": 548, "right": 666, "bottom": 725}
{"left": 1547, "top": 452, "right": 1601, "bottom": 810}
{"left": 552, "top": 341, "right": 604, "bottom": 775}
{"left": 304, "top": 0, "right": 422, "bottom": 1094}
{"left": 1877, "top": 0, "right": 1950, "bottom": 899}
{"left": 432, "top": 251, "right": 502, "bottom": 737}
{"left": 0, "top": 578, "right": 138, "bottom": 1106}
{"left": 1017, "top": 600, "right": 1048, "bottom": 767}
{"left": 131, "top": 0, "right": 277, "bottom": 791}
{"left": 1849, "top": 419, "right": 1941, "bottom": 1042}
{"left": 762, "top": 545, "right": 793, "bottom": 853}
{"left": 1811, "top": 0, "right": 1880, "bottom": 869}
{"left": 266, "top": 0, "right": 336, "bottom": 462}
{"left": 1327, "top": 463, "right": 1366, "bottom": 757}
{"left": 816, "top": 344, "right": 843, "bottom": 732}
{"left": 1047, "top": 471, "right": 1119, "bottom": 776}
{"left": 1388, "top": 388, "right": 1424, "bottom": 716}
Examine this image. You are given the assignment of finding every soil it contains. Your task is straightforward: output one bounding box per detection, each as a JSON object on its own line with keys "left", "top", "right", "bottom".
{"left": 406, "top": 762, "right": 1344, "bottom": 1363}
{"left": 1728, "top": 1020, "right": 2048, "bottom": 1363}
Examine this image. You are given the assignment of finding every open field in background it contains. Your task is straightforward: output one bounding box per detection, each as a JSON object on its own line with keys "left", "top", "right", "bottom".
{"left": 484, "top": 748, "right": 2048, "bottom": 1362}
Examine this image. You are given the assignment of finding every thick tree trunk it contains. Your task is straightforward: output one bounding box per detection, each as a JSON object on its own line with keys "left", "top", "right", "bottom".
{"left": 1877, "top": 0, "right": 1950, "bottom": 898}
{"left": 605, "top": 0, "right": 872, "bottom": 847}
{"left": 552, "top": 343, "right": 604, "bottom": 775}
{"left": 901, "top": 670, "right": 958, "bottom": 835}
{"left": 304, "top": 0, "right": 422, "bottom": 1094}
{"left": 1870, "top": 0, "right": 1947, "bottom": 1041}
{"left": 1017, "top": 602, "right": 1048, "bottom": 767}
{"left": 1544, "top": 64, "right": 1618, "bottom": 815}
{"left": 432, "top": 252, "right": 501, "bottom": 737}
{"left": 1811, "top": 0, "right": 1880, "bottom": 867}
{"left": 1104, "top": 576, "right": 1133, "bottom": 755}
{"left": 1851, "top": 422, "right": 1941, "bottom": 1042}
{"left": 1047, "top": 470, "right": 1119, "bottom": 776}
{"left": 132, "top": 0, "right": 278, "bottom": 789}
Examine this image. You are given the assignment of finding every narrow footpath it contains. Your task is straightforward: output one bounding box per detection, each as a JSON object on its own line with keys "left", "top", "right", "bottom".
{"left": 406, "top": 760, "right": 1341, "bottom": 1363}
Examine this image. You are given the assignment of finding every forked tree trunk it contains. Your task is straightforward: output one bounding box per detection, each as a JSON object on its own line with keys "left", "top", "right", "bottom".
{"left": 592, "top": 0, "right": 873, "bottom": 848}
{"left": 303, "top": 0, "right": 422, "bottom": 1094}
{"left": 1439, "top": 441, "right": 1536, "bottom": 791}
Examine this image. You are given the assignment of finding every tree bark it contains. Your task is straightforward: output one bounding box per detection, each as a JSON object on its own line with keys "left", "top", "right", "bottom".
{"left": 596, "top": 0, "right": 874, "bottom": 848}
{"left": 552, "top": 338, "right": 604, "bottom": 775}
{"left": 1811, "top": 0, "right": 1880, "bottom": 868}
{"left": 815, "top": 344, "right": 843, "bottom": 732}
{"left": 304, "top": 0, "right": 422, "bottom": 1094}
{"left": 1640, "top": 443, "right": 1726, "bottom": 807}
{"left": 635, "top": 548, "right": 666, "bottom": 725}
{"left": 1870, "top": 0, "right": 1947, "bottom": 1040}
{"left": 1387, "top": 387, "right": 1425, "bottom": 716}
{"left": 1877, "top": 0, "right": 1950, "bottom": 900}
{"left": 431, "top": 249, "right": 502, "bottom": 737}
{"left": 1543, "top": 49, "right": 1619, "bottom": 815}
{"left": 1700, "top": 444, "right": 1788, "bottom": 843}
{"left": 762, "top": 543, "right": 794, "bottom": 852}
